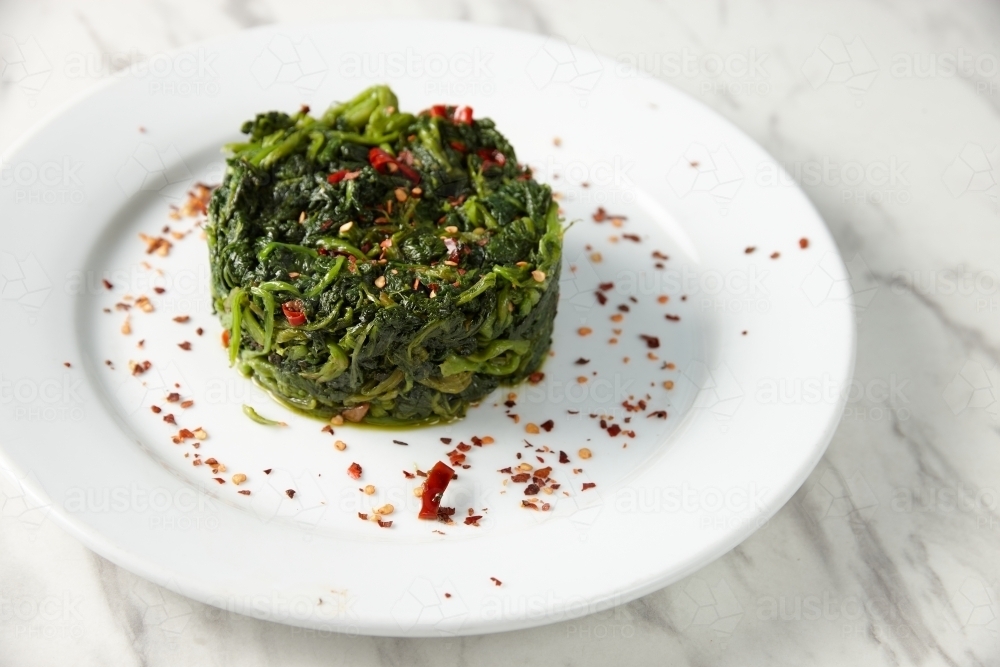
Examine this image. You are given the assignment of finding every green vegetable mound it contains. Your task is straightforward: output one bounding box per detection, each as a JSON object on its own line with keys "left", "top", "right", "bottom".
{"left": 206, "top": 85, "right": 564, "bottom": 426}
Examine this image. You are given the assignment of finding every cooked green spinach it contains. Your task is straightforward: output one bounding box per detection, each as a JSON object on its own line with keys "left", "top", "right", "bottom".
{"left": 207, "top": 86, "right": 564, "bottom": 426}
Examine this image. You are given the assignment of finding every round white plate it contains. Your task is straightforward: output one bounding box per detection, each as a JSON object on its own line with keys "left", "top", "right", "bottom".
{"left": 0, "top": 21, "right": 854, "bottom": 636}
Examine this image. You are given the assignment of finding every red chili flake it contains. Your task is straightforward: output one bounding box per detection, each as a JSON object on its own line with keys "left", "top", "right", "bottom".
{"left": 440, "top": 437, "right": 452, "bottom": 444}
{"left": 457, "top": 443, "right": 472, "bottom": 452}
{"left": 618, "top": 304, "right": 630, "bottom": 312}
{"left": 622, "top": 234, "right": 641, "bottom": 243}
{"left": 594, "top": 291, "right": 609, "bottom": 306}
{"left": 521, "top": 500, "right": 539, "bottom": 510}
{"left": 524, "top": 484, "right": 540, "bottom": 495}
{"left": 498, "top": 467, "right": 512, "bottom": 474}
{"left": 648, "top": 410, "right": 668, "bottom": 419}
{"left": 582, "top": 482, "right": 596, "bottom": 491}
{"left": 592, "top": 207, "right": 607, "bottom": 222}
{"left": 178, "top": 341, "right": 192, "bottom": 351}
{"left": 213, "top": 478, "right": 225, "bottom": 484}
{"left": 131, "top": 360, "right": 152, "bottom": 376}
{"left": 528, "top": 371, "right": 545, "bottom": 384}
{"left": 347, "top": 463, "right": 362, "bottom": 480}
{"left": 799, "top": 237, "right": 809, "bottom": 249}
{"left": 444, "top": 592, "right": 452, "bottom": 598}
{"left": 393, "top": 439, "right": 409, "bottom": 446}
{"left": 559, "top": 451, "right": 570, "bottom": 464}
{"left": 151, "top": 405, "right": 161, "bottom": 414}
{"left": 102, "top": 279, "right": 113, "bottom": 290}
{"left": 745, "top": 246, "right": 756, "bottom": 254}
{"left": 154, "top": 286, "right": 166, "bottom": 294}
{"left": 173, "top": 315, "right": 190, "bottom": 323}
{"left": 665, "top": 314, "right": 681, "bottom": 322}
{"left": 504, "top": 400, "right": 516, "bottom": 408}
{"left": 180, "top": 400, "right": 194, "bottom": 409}
{"left": 285, "top": 489, "right": 296, "bottom": 499}
{"left": 163, "top": 414, "right": 176, "bottom": 425}
{"left": 419, "top": 461, "right": 455, "bottom": 520}
{"left": 652, "top": 250, "right": 668, "bottom": 260}
{"left": 607, "top": 424, "right": 622, "bottom": 437}
{"left": 326, "top": 169, "right": 349, "bottom": 184}
{"left": 540, "top": 420, "right": 554, "bottom": 432}
{"left": 598, "top": 282, "right": 614, "bottom": 291}
{"left": 281, "top": 299, "right": 307, "bottom": 327}
{"left": 639, "top": 335, "right": 660, "bottom": 349}
{"left": 377, "top": 520, "right": 393, "bottom": 528}
{"left": 575, "top": 358, "right": 590, "bottom": 366}
{"left": 403, "top": 470, "right": 416, "bottom": 479}
{"left": 358, "top": 512, "right": 368, "bottom": 520}
{"left": 238, "top": 490, "right": 251, "bottom": 496}
{"left": 490, "top": 577, "right": 502, "bottom": 587}
{"left": 534, "top": 467, "right": 552, "bottom": 479}
{"left": 471, "top": 436, "right": 483, "bottom": 446}
{"left": 511, "top": 473, "right": 530, "bottom": 483}
{"left": 770, "top": 251, "right": 780, "bottom": 259}
{"left": 263, "top": 468, "right": 272, "bottom": 475}
{"left": 166, "top": 392, "right": 180, "bottom": 402}
{"left": 464, "top": 516, "right": 482, "bottom": 526}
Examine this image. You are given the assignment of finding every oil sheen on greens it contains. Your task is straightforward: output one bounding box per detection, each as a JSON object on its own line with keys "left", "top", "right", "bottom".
{"left": 206, "top": 86, "right": 564, "bottom": 426}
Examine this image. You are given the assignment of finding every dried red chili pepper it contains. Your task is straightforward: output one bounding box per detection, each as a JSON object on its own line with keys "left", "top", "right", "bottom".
{"left": 368, "top": 147, "right": 421, "bottom": 184}
{"left": 368, "top": 147, "right": 395, "bottom": 173}
{"left": 429, "top": 104, "right": 448, "bottom": 118}
{"left": 395, "top": 162, "right": 421, "bottom": 184}
{"left": 326, "top": 169, "right": 349, "bottom": 184}
{"left": 419, "top": 460, "right": 455, "bottom": 519}
{"left": 453, "top": 106, "right": 473, "bottom": 124}
{"left": 281, "top": 300, "right": 306, "bottom": 327}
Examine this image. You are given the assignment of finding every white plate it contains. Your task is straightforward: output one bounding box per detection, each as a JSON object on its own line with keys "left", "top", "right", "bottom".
{"left": 0, "top": 21, "right": 854, "bottom": 636}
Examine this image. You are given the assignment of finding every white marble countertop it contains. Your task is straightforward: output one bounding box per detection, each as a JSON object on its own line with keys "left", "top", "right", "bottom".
{"left": 2, "top": 0, "right": 1000, "bottom": 664}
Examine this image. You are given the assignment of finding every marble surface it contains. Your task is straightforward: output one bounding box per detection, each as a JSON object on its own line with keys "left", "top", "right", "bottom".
{"left": 2, "top": 0, "right": 1000, "bottom": 664}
